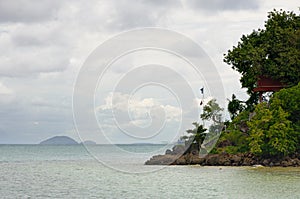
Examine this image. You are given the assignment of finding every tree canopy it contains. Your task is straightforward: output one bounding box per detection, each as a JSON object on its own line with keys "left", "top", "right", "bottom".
{"left": 224, "top": 9, "right": 300, "bottom": 105}
{"left": 247, "top": 102, "right": 297, "bottom": 157}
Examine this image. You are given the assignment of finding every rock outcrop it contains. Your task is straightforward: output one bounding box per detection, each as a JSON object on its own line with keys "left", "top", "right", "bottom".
{"left": 145, "top": 148, "right": 300, "bottom": 167}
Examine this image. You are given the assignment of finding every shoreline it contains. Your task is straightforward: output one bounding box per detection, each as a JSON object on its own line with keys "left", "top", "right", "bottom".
{"left": 145, "top": 152, "right": 300, "bottom": 167}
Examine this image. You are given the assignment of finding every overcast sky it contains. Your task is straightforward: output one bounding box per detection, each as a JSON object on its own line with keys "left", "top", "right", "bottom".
{"left": 0, "top": 0, "right": 298, "bottom": 144}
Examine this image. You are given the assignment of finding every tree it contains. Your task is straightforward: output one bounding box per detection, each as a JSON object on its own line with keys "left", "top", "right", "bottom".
{"left": 227, "top": 94, "right": 245, "bottom": 120}
{"left": 200, "top": 99, "right": 224, "bottom": 154}
{"left": 201, "top": 99, "right": 224, "bottom": 124}
{"left": 270, "top": 83, "right": 300, "bottom": 152}
{"left": 216, "top": 109, "right": 250, "bottom": 154}
{"left": 217, "top": 83, "right": 300, "bottom": 156}
{"left": 181, "top": 99, "right": 223, "bottom": 154}
{"left": 224, "top": 9, "right": 300, "bottom": 106}
{"left": 186, "top": 122, "right": 207, "bottom": 146}
{"left": 247, "top": 103, "right": 297, "bottom": 157}
{"left": 181, "top": 122, "right": 207, "bottom": 152}
{"left": 270, "top": 82, "right": 300, "bottom": 124}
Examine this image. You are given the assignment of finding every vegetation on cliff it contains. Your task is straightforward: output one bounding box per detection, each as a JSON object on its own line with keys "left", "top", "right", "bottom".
{"left": 218, "top": 9, "right": 300, "bottom": 158}
{"left": 218, "top": 83, "right": 300, "bottom": 157}
{"left": 146, "top": 9, "right": 300, "bottom": 166}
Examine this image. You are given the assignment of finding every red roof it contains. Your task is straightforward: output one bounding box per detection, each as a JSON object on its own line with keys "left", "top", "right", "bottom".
{"left": 253, "top": 76, "right": 285, "bottom": 92}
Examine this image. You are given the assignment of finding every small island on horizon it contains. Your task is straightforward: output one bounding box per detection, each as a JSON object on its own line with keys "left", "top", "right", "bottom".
{"left": 39, "top": 136, "right": 79, "bottom": 145}
{"left": 39, "top": 136, "right": 97, "bottom": 145}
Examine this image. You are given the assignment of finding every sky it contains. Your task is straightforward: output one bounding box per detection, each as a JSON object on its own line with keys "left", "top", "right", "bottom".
{"left": 0, "top": 0, "right": 299, "bottom": 144}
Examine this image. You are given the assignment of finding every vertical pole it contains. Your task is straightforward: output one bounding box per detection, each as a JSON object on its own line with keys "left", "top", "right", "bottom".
{"left": 202, "top": 88, "right": 205, "bottom": 127}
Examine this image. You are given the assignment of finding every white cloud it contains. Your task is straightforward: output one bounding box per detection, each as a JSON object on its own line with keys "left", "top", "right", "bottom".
{"left": 97, "top": 92, "right": 181, "bottom": 124}
{"left": 93, "top": 92, "right": 184, "bottom": 143}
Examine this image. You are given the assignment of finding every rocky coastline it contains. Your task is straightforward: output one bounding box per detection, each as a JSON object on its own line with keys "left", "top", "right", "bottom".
{"left": 145, "top": 146, "right": 300, "bottom": 167}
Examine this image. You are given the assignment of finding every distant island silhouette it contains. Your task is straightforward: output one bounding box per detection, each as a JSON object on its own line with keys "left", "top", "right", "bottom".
{"left": 39, "top": 136, "right": 78, "bottom": 145}
{"left": 39, "top": 136, "right": 98, "bottom": 145}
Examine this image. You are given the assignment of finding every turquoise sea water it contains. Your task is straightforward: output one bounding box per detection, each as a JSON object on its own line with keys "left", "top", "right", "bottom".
{"left": 0, "top": 145, "right": 300, "bottom": 199}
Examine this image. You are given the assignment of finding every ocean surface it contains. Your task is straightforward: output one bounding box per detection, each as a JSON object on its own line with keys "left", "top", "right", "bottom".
{"left": 0, "top": 144, "right": 300, "bottom": 199}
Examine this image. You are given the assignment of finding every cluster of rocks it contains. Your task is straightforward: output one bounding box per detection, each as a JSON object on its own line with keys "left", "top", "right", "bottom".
{"left": 145, "top": 147, "right": 300, "bottom": 167}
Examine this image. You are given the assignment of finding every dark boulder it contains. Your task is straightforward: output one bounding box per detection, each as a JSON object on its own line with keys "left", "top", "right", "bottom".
{"left": 242, "top": 158, "right": 253, "bottom": 166}
{"left": 231, "top": 155, "right": 242, "bottom": 165}
{"left": 175, "top": 156, "right": 187, "bottom": 165}
{"left": 145, "top": 155, "right": 177, "bottom": 165}
{"left": 165, "top": 149, "right": 172, "bottom": 155}
{"left": 205, "top": 155, "right": 220, "bottom": 166}
{"left": 172, "top": 145, "right": 186, "bottom": 155}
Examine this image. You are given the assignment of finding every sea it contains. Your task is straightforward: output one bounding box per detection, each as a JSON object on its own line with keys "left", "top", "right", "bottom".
{"left": 0, "top": 144, "right": 300, "bottom": 199}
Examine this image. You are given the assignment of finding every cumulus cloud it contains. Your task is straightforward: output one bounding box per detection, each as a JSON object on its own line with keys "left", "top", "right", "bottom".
{"left": 97, "top": 92, "right": 181, "bottom": 124}
{"left": 93, "top": 92, "right": 184, "bottom": 143}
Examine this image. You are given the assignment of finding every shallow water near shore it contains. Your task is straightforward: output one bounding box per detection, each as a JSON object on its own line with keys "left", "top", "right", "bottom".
{"left": 1, "top": 145, "right": 300, "bottom": 198}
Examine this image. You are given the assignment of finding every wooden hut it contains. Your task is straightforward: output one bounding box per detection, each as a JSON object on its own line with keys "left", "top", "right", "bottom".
{"left": 253, "top": 76, "right": 285, "bottom": 102}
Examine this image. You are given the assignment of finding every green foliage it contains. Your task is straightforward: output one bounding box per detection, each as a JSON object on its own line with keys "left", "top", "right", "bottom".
{"left": 217, "top": 9, "right": 300, "bottom": 157}
{"left": 246, "top": 103, "right": 271, "bottom": 155}
{"left": 270, "top": 83, "right": 300, "bottom": 152}
{"left": 227, "top": 94, "right": 245, "bottom": 120}
{"left": 224, "top": 9, "right": 300, "bottom": 106}
{"left": 216, "top": 110, "right": 250, "bottom": 154}
{"left": 181, "top": 122, "right": 207, "bottom": 148}
{"left": 216, "top": 83, "right": 300, "bottom": 157}
{"left": 201, "top": 99, "right": 224, "bottom": 123}
{"left": 216, "top": 146, "right": 240, "bottom": 155}
{"left": 270, "top": 82, "right": 300, "bottom": 124}
{"left": 247, "top": 103, "right": 297, "bottom": 157}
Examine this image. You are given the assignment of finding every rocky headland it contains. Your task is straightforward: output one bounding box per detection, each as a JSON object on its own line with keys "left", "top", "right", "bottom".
{"left": 145, "top": 145, "right": 300, "bottom": 167}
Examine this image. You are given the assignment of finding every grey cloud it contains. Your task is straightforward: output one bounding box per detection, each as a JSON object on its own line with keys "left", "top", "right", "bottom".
{"left": 0, "top": 24, "right": 72, "bottom": 78}
{"left": 187, "top": 0, "right": 259, "bottom": 11}
{"left": 30, "top": 97, "right": 70, "bottom": 109}
{"left": 0, "top": 95, "right": 68, "bottom": 122}
{"left": 0, "top": 0, "right": 60, "bottom": 23}
{"left": 0, "top": 52, "right": 69, "bottom": 77}
{"left": 107, "top": 0, "right": 182, "bottom": 30}
{"left": 12, "top": 33, "right": 45, "bottom": 46}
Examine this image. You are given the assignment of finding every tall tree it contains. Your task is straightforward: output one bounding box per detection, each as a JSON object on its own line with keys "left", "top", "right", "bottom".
{"left": 227, "top": 94, "right": 245, "bottom": 120}
{"left": 185, "top": 122, "right": 207, "bottom": 147}
{"left": 181, "top": 122, "right": 207, "bottom": 153}
{"left": 224, "top": 9, "right": 300, "bottom": 106}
